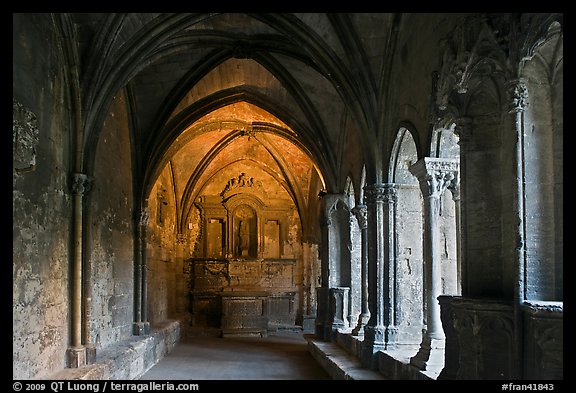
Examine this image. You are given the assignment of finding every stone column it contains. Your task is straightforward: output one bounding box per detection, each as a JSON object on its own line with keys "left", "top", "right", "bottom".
{"left": 133, "top": 208, "right": 150, "bottom": 335}
{"left": 361, "top": 184, "right": 387, "bottom": 369}
{"left": 506, "top": 79, "right": 528, "bottom": 305}
{"left": 507, "top": 78, "right": 529, "bottom": 379}
{"left": 453, "top": 117, "right": 472, "bottom": 297}
{"left": 447, "top": 174, "right": 461, "bottom": 294}
{"left": 409, "top": 158, "right": 458, "bottom": 371}
{"left": 315, "top": 213, "right": 331, "bottom": 340}
{"left": 383, "top": 184, "right": 398, "bottom": 345}
{"left": 175, "top": 233, "right": 188, "bottom": 317}
{"left": 66, "top": 172, "right": 90, "bottom": 368}
{"left": 351, "top": 204, "right": 370, "bottom": 336}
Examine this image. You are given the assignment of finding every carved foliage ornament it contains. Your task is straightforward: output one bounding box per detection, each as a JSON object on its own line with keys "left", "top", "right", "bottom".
{"left": 362, "top": 184, "right": 398, "bottom": 205}
{"left": 434, "top": 15, "right": 511, "bottom": 115}
{"left": 506, "top": 80, "right": 529, "bottom": 113}
{"left": 352, "top": 205, "right": 368, "bottom": 229}
{"left": 409, "top": 158, "right": 459, "bottom": 199}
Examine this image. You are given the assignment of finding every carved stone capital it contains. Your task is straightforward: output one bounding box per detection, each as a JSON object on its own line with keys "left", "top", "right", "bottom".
{"left": 176, "top": 233, "right": 188, "bottom": 245}
{"left": 383, "top": 183, "right": 397, "bottom": 204}
{"left": 447, "top": 174, "right": 461, "bottom": 201}
{"left": 70, "top": 173, "right": 92, "bottom": 196}
{"left": 506, "top": 79, "right": 529, "bottom": 113}
{"left": 409, "top": 158, "right": 459, "bottom": 199}
{"left": 351, "top": 205, "right": 368, "bottom": 229}
{"left": 363, "top": 183, "right": 386, "bottom": 205}
{"left": 137, "top": 209, "right": 150, "bottom": 227}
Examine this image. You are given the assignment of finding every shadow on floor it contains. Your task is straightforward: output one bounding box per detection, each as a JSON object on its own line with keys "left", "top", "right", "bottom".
{"left": 139, "top": 330, "right": 331, "bottom": 380}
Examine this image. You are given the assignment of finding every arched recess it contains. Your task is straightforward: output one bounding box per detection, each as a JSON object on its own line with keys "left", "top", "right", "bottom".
{"left": 462, "top": 61, "right": 508, "bottom": 299}
{"left": 388, "top": 126, "right": 424, "bottom": 344}
{"left": 144, "top": 99, "right": 328, "bottom": 335}
{"left": 520, "top": 21, "right": 563, "bottom": 301}
{"left": 430, "top": 121, "right": 461, "bottom": 295}
{"left": 345, "top": 175, "right": 361, "bottom": 329}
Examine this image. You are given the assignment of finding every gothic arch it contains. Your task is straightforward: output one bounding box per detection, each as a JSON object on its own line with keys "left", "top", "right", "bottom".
{"left": 388, "top": 126, "right": 424, "bottom": 343}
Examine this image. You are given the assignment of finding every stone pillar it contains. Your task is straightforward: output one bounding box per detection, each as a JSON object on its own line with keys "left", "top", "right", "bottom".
{"left": 409, "top": 158, "right": 458, "bottom": 371}
{"left": 361, "top": 184, "right": 387, "bottom": 369}
{"left": 506, "top": 79, "right": 528, "bottom": 305}
{"left": 383, "top": 184, "right": 398, "bottom": 345}
{"left": 506, "top": 78, "right": 529, "bottom": 379}
{"left": 66, "top": 172, "right": 90, "bottom": 368}
{"left": 453, "top": 117, "right": 472, "bottom": 297}
{"left": 175, "top": 233, "right": 189, "bottom": 317}
{"left": 315, "top": 212, "right": 331, "bottom": 340}
{"left": 133, "top": 208, "right": 150, "bottom": 335}
{"left": 351, "top": 205, "right": 370, "bottom": 336}
{"left": 447, "top": 174, "right": 461, "bottom": 294}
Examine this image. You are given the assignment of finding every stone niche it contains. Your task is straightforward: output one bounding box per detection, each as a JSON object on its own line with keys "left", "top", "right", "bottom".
{"left": 188, "top": 173, "right": 298, "bottom": 336}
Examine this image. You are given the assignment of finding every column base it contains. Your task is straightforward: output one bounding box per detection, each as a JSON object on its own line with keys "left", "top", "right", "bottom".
{"left": 85, "top": 344, "right": 97, "bottom": 365}
{"left": 133, "top": 321, "right": 151, "bottom": 336}
{"left": 410, "top": 334, "right": 445, "bottom": 371}
{"left": 351, "top": 313, "right": 370, "bottom": 336}
{"left": 66, "top": 346, "right": 87, "bottom": 368}
{"left": 360, "top": 325, "right": 386, "bottom": 369}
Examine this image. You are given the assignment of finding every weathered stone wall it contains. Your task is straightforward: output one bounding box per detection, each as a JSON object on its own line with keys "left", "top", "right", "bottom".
{"left": 147, "top": 169, "right": 180, "bottom": 327}
{"left": 395, "top": 185, "right": 424, "bottom": 343}
{"left": 439, "top": 193, "right": 458, "bottom": 295}
{"left": 88, "top": 89, "right": 135, "bottom": 349}
{"left": 13, "top": 14, "right": 72, "bottom": 379}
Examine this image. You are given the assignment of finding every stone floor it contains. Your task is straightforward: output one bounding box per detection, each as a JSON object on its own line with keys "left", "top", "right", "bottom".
{"left": 139, "top": 330, "right": 331, "bottom": 380}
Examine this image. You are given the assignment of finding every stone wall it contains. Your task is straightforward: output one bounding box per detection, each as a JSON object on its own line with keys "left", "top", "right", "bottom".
{"left": 88, "top": 89, "right": 135, "bottom": 349}
{"left": 13, "top": 15, "right": 72, "bottom": 379}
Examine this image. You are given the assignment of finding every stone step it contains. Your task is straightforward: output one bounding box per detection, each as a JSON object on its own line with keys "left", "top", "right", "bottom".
{"left": 306, "top": 337, "right": 387, "bottom": 380}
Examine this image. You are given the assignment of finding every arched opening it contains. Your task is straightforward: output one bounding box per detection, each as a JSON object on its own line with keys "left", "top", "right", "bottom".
{"left": 430, "top": 122, "right": 461, "bottom": 296}
{"left": 146, "top": 101, "right": 326, "bottom": 337}
{"left": 389, "top": 126, "right": 424, "bottom": 345}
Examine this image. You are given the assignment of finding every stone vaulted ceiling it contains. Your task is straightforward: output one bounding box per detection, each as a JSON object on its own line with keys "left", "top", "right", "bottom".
{"left": 70, "top": 12, "right": 398, "bottom": 231}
